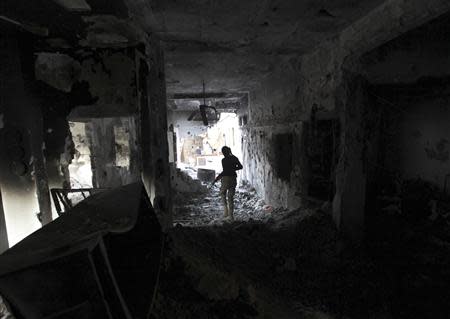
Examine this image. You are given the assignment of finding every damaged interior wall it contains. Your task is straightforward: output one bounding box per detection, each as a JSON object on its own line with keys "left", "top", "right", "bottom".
{"left": 37, "top": 48, "right": 144, "bottom": 193}
{"left": 37, "top": 40, "right": 172, "bottom": 224}
{"left": 242, "top": 0, "right": 450, "bottom": 240}
{"left": 242, "top": 120, "right": 309, "bottom": 210}
{"left": 0, "top": 34, "right": 51, "bottom": 249}
{"left": 0, "top": 19, "right": 172, "bottom": 249}
{"left": 353, "top": 11, "right": 450, "bottom": 229}
{"left": 66, "top": 49, "right": 137, "bottom": 119}
{"left": 361, "top": 10, "right": 450, "bottom": 191}
{"left": 86, "top": 117, "right": 140, "bottom": 188}
{"left": 137, "top": 39, "right": 172, "bottom": 228}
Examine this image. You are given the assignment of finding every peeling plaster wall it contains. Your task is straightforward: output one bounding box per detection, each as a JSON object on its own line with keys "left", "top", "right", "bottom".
{"left": 242, "top": 122, "right": 308, "bottom": 209}
{"left": 70, "top": 49, "right": 137, "bottom": 119}
{"left": 35, "top": 42, "right": 171, "bottom": 225}
{"left": 36, "top": 49, "right": 140, "bottom": 216}
{"left": 89, "top": 117, "right": 140, "bottom": 188}
{"left": 242, "top": 46, "right": 338, "bottom": 211}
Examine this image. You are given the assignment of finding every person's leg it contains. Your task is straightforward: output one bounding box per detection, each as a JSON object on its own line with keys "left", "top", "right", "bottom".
{"left": 227, "top": 187, "right": 235, "bottom": 220}
{"left": 227, "top": 177, "right": 237, "bottom": 220}
{"left": 220, "top": 179, "right": 229, "bottom": 217}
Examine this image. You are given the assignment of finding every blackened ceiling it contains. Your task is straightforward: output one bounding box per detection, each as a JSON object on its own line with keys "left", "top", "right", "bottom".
{"left": 145, "top": 0, "right": 386, "bottom": 94}
{"left": 2, "top": 0, "right": 387, "bottom": 95}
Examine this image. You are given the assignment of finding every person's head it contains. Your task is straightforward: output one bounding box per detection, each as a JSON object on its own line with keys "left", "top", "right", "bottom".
{"left": 221, "top": 146, "right": 231, "bottom": 156}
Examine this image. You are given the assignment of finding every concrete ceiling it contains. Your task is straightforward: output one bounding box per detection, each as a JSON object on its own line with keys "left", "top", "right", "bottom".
{"left": 149, "top": 0, "right": 385, "bottom": 53}
{"left": 141, "top": 0, "right": 386, "bottom": 94}
{"left": 361, "top": 11, "right": 450, "bottom": 85}
{"left": 4, "top": 0, "right": 387, "bottom": 95}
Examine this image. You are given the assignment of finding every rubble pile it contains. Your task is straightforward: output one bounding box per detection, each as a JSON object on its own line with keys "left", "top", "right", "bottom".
{"left": 173, "top": 183, "right": 287, "bottom": 226}
{"left": 170, "top": 164, "right": 208, "bottom": 194}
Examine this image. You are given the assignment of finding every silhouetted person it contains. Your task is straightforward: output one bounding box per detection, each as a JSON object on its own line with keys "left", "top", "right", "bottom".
{"left": 213, "top": 146, "right": 243, "bottom": 220}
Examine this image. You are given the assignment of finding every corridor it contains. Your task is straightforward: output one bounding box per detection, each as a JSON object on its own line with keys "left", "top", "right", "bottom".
{"left": 1, "top": 0, "right": 450, "bottom": 318}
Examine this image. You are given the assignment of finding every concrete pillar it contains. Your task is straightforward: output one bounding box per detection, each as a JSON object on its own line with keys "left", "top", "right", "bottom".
{"left": 333, "top": 75, "right": 368, "bottom": 242}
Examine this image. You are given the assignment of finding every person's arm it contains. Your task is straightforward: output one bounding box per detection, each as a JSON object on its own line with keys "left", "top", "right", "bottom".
{"left": 235, "top": 157, "right": 243, "bottom": 171}
{"left": 212, "top": 172, "right": 223, "bottom": 184}
{"left": 213, "top": 158, "right": 225, "bottom": 184}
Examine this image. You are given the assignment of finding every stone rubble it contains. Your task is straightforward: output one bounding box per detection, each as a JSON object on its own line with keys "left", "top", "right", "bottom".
{"left": 173, "top": 177, "right": 288, "bottom": 227}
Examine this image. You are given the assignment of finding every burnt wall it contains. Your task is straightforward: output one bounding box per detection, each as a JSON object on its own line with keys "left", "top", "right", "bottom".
{"left": 89, "top": 117, "right": 140, "bottom": 188}
{"left": 36, "top": 44, "right": 171, "bottom": 223}
{"left": 357, "top": 10, "right": 450, "bottom": 227}
{"left": 36, "top": 48, "right": 141, "bottom": 216}
{"left": 0, "top": 34, "right": 52, "bottom": 250}
{"left": 67, "top": 49, "right": 137, "bottom": 119}
{"left": 0, "top": 33, "right": 172, "bottom": 250}
{"left": 138, "top": 37, "right": 172, "bottom": 229}
{"left": 242, "top": 123, "right": 308, "bottom": 209}
{"left": 242, "top": 0, "right": 450, "bottom": 240}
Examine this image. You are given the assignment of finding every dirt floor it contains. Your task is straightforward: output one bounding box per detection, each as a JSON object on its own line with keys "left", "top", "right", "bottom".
{"left": 150, "top": 174, "right": 450, "bottom": 319}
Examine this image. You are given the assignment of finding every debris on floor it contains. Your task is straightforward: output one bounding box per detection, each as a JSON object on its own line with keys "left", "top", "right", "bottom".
{"left": 157, "top": 175, "right": 450, "bottom": 319}
{"left": 170, "top": 164, "right": 208, "bottom": 194}
{"left": 173, "top": 182, "right": 287, "bottom": 227}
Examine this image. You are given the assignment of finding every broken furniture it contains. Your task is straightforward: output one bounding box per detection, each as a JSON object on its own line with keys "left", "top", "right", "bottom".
{"left": 50, "top": 188, "right": 108, "bottom": 215}
{"left": 0, "top": 183, "right": 163, "bottom": 319}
